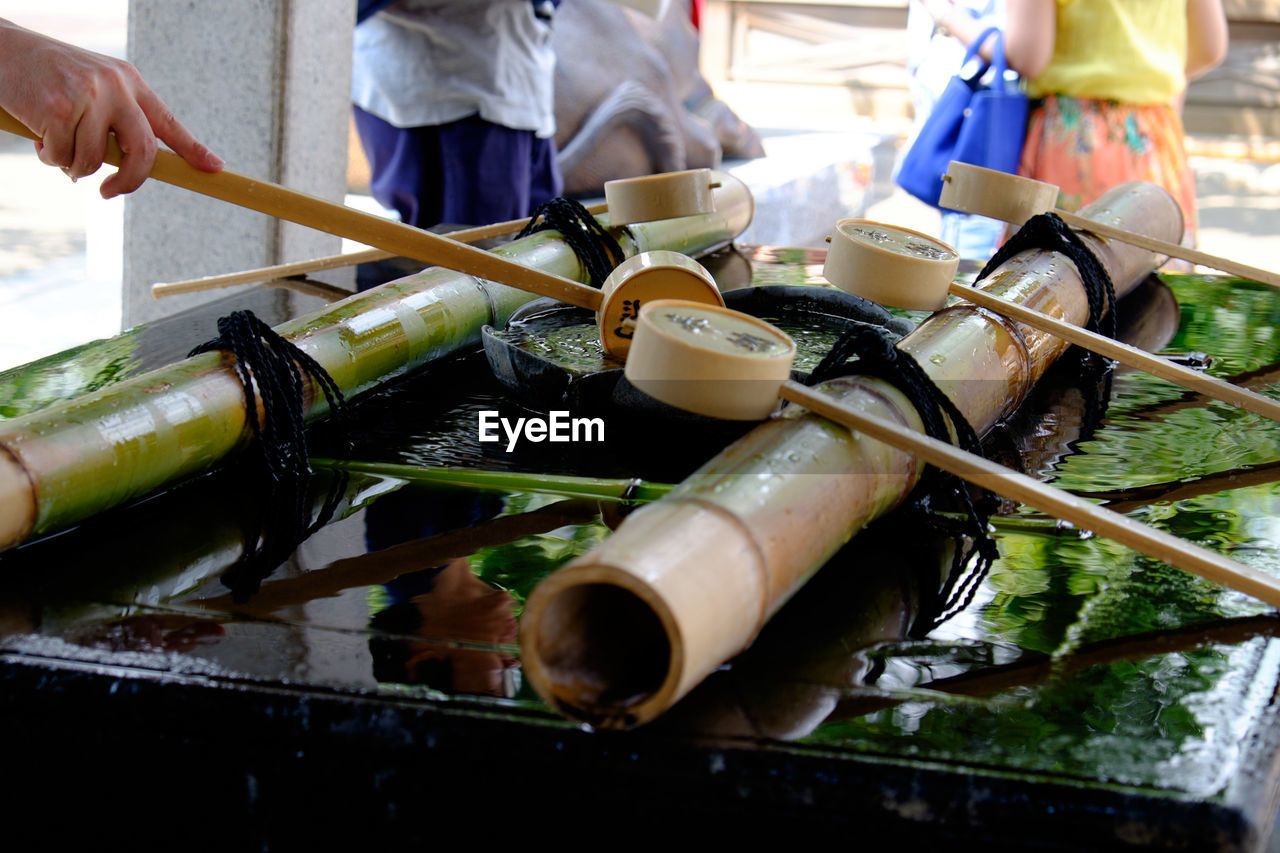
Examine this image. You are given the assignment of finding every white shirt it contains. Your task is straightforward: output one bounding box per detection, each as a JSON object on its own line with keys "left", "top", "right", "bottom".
{"left": 352, "top": 0, "right": 556, "bottom": 138}
{"left": 906, "top": 0, "right": 1005, "bottom": 110}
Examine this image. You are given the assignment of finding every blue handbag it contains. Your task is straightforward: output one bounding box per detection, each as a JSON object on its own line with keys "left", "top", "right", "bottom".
{"left": 896, "top": 27, "right": 1028, "bottom": 209}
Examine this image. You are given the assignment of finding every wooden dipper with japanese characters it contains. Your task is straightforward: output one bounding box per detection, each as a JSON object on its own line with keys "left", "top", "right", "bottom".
{"left": 624, "top": 299, "right": 796, "bottom": 420}
{"left": 597, "top": 252, "right": 725, "bottom": 359}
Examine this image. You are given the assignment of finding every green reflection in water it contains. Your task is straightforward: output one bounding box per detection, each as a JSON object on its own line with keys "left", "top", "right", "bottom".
{"left": 1056, "top": 277, "right": 1280, "bottom": 493}
{"left": 810, "top": 644, "right": 1249, "bottom": 793}
{"left": 799, "top": 274, "right": 1280, "bottom": 798}
{"left": 469, "top": 492, "right": 611, "bottom": 611}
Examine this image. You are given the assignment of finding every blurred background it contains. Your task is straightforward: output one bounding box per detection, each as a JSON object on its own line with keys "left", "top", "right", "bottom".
{"left": 1, "top": 0, "right": 1277, "bottom": 370}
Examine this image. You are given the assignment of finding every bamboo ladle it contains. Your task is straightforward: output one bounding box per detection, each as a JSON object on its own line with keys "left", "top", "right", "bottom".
{"left": 939, "top": 161, "right": 1280, "bottom": 288}
{"left": 0, "top": 108, "right": 723, "bottom": 357}
{"left": 149, "top": 202, "right": 608, "bottom": 299}
{"left": 150, "top": 168, "right": 716, "bottom": 298}
{"left": 823, "top": 218, "right": 1280, "bottom": 424}
{"left": 624, "top": 298, "right": 1280, "bottom": 610}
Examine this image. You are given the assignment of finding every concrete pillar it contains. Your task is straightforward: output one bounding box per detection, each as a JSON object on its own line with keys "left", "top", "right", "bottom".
{"left": 698, "top": 0, "right": 732, "bottom": 85}
{"left": 123, "top": 0, "right": 355, "bottom": 326}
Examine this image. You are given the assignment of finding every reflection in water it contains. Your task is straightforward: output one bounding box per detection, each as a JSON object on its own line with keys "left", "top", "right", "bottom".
{"left": 363, "top": 485, "right": 516, "bottom": 698}
{"left": 654, "top": 274, "right": 1280, "bottom": 798}
{"left": 656, "top": 516, "right": 955, "bottom": 740}
{"left": 71, "top": 613, "right": 226, "bottom": 654}
{"left": 742, "top": 245, "right": 830, "bottom": 288}
{"left": 369, "top": 558, "right": 518, "bottom": 698}
{"left": 218, "top": 469, "right": 350, "bottom": 602}
{"left": 0, "top": 462, "right": 374, "bottom": 636}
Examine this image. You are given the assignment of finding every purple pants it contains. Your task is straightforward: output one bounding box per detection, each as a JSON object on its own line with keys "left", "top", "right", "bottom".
{"left": 353, "top": 106, "right": 563, "bottom": 229}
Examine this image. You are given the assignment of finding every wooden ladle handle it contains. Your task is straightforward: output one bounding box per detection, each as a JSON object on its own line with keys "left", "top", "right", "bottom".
{"left": 939, "top": 161, "right": 1280, "bottom": 287}
{"left": 149, "top": 202, "right": 610, "bottom": 298}
{"left": 779, "top": 380, "right": 1280, "bottom": 609}
{"left": 1053, "top": 209, "right": 1280, "bottom": 288}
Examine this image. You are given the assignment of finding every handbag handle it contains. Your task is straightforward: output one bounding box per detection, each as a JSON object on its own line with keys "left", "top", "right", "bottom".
{"left": 962, "top": 26, "right": 1014, "bottom": 89}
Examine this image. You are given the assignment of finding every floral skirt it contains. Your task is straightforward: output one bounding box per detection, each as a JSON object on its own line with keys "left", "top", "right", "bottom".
{"left": 1018, "top": 94, "right": 1197, "bottom": 245}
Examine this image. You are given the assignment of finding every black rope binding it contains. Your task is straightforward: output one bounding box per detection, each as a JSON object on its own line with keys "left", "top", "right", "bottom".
{"left": 190, "top": 311, "right": 348, "bottom": 482}
{"left": 517, "top": 196, "right": 623, "bottom": 287}
{"left": 189, "top": 310, "right": 350, "bottom": 600}
{"left": 976, "top": 210, "right": 1119, "bottom": 438}
{"left": 805, "top": 325, "right": 1000, "bottom": 634}
{"left": 974, "top": 211, "right": 1118, "bottom": 340}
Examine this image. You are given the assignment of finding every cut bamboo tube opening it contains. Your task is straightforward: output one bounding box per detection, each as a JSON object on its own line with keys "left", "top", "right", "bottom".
{"left": 0, "top": 107, "right": 604, "bottom": 311}
{"left": 940, "top": 161, "right": 1280, "bottom": 287}
{"left": 149, "top": 203, "right": 608, "bottom": 298}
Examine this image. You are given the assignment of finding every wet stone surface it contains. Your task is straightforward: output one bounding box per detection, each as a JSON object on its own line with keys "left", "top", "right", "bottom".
{"left": 2, "top": 255, "right": 1280, "bottom": 845}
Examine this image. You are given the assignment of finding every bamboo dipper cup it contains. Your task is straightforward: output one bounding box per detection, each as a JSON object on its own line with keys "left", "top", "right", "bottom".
{"left": 938, "top": 162, "right": 1059, "bottom": 228}
{"left": 621, "top": 299, "right": 794, "bottom": 416}
{"left": 597, "top": 255, "right": 726, "bottom": 359}
{"left": 939, "top": 161, "right": 1280, "bottom": 287}
{"left": 604, "top": 168, "right": 717, "bottom": 225}
{"left": 823, "top": 219, "right": 959, "bottom": 311}
{"left": 821, "top": 217, "right": 1280, "bottom": 425}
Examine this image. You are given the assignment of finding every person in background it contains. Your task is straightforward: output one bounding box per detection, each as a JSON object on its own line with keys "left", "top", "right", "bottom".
{"left": 0, "top": 17, "right": 223, "bottom": 199}
{"left": 923, "top": 0, "right": 1228, "bottom": 247}
{"left": 351, "top": 0, "right": 563, "bottom": 230}
{"left": 904, "top": 0, "right": 1007, "bottom": 260}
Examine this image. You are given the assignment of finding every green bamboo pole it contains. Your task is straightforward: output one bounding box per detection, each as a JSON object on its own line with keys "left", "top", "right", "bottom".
{"left": 0, "top": 173, "right": 754, "bottom": 549}
{"left": 519, "top": 181, "right": 1186, "bottom": 729}
{"left": 312, "top": 459, "right": 673, "bottom": 503}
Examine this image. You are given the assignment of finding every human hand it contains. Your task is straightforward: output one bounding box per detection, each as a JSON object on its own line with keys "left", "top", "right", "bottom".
{"left": 0, "top": 18, "right": 223, "bottom": 198}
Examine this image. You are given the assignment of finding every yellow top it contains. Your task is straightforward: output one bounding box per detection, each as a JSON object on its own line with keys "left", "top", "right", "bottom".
{"left": 1026, "top": 0, "right": 1187, "bottom": 105}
